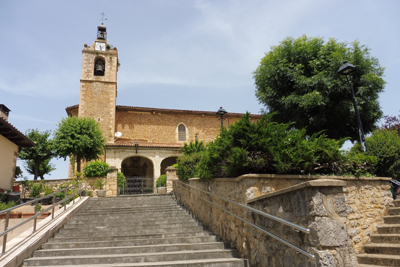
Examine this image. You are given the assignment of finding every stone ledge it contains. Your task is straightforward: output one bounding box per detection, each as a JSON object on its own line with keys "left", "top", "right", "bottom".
{"left": 188, "top": 174, "right": 391, "bottom": 183}
{"left": 246, "top": 179, "right": 347, "bottom": 204}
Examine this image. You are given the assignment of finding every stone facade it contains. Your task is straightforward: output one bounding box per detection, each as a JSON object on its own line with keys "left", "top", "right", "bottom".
{"left": 64, "top": 25, "right": 260, "bottom": 192}
{"left": 172, "top": 174, "right": 393, "bottom": 267}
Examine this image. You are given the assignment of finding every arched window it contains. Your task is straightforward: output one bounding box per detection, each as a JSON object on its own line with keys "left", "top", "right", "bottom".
{"left": 178, "top": 124, "right": 186, "bottom": 141}
{"left": 94, "top": 57, "right": 105, "bottom": 76}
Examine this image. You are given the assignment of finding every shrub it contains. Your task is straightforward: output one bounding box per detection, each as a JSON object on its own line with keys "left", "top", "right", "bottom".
{"left": 181, "top": 140, "right": 206, "bottom": 155}
{"left": 0, "top": 201, "right": 16, "bottom": 211}
{"left": 117, "top": 172, "right": 126, "bottom": 189}
{"left": 351, "top": 129, "right": 400, "bottom": 179}
{"left": 195, "top": 113, "right": 348, "bottom": 179}
{"left": 43, "top": 186, "right": 53, "bottom": 196}
{"left": 29, "top": 183, "right": 43, "bottom": 198}
{"left": 94, "top": 178, "right": 105, "bottom": 190}
{"left": 86, "top": 190, "right": 94, "bottom": 197}
{"left": 84, "top": 161, "right": 110, "bottom": 177}
{"left": 177, "top": 152, "right": 206, "bottom": 181}
{"left": 156, "top": 175, "right": 166, "bottom": 188}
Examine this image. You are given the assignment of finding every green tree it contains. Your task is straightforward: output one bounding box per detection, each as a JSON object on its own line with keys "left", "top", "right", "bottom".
{"left": 181, "top": 139, "right": 206, "bottom": 155}
{"left": 18, "top": 129, "right": 54, "bottom": 180}
{"left": 254, "top": 35, "right": 385, "bottom": 141}
{"left": 351, "top": 129, "right": 400, "bottom": 179}
{"left": 53, "top": 117, "right": 106, "bottom": 172}
{"left": 24, "top": 158, "right": 56, "bottom": 180}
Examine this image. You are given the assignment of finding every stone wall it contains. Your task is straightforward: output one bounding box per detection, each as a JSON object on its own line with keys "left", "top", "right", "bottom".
{"left": 172, "top": 174, "right": 392, "bottom": 267}
{"left": 16, "top": 173, "right": 118, "bottom": 197}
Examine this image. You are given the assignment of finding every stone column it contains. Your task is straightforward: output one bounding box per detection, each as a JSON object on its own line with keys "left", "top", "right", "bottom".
{"left": 106, "top": 167, "right": 118, "bottom": 197}
{"left": 165, "top": 166, "right": 178, "bottom": 193}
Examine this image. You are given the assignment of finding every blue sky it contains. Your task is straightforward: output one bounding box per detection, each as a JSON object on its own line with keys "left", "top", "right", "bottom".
{"left": 1, "top": 0, "right": 399, "bottom": 179}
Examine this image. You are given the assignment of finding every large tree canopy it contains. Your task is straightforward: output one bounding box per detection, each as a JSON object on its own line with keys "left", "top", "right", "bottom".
{"left": 254, "top": 35, "right": 385, "bottom": 141}
{"left": 18, "top": 129, "right": 54, "bottom": 180}
{"left": 53, "top": 117, "right": 106, "bottom": 172}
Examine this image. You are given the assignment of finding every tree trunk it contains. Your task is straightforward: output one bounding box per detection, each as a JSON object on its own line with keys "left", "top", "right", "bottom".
{"left": 76, "top": 155, "right": 81, "bottom": 173}
{"left": 34, "top": 160, "right": 39, "bottom": 180}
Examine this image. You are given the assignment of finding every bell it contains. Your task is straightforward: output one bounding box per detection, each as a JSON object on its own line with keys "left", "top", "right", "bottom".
{"left": 95, "top": 64, "right": 104, "bottom": 76}
{"left": 98, "top": 33, "right": 104, "bottom": 39}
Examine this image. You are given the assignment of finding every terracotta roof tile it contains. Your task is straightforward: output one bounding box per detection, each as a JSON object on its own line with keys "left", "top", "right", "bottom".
{"left": 106, "top": 141, "right": 182, "bottom": 148}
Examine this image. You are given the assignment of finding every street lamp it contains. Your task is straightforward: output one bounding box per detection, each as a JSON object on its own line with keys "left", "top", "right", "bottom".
{"left": 216, "top": 107, "right": 228, "bottom": 127}
{"left": 338, "top": 61, "right": 367, "bottom": 152}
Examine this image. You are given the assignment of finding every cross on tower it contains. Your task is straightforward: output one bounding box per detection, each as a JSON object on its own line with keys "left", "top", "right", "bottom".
{"left": 101, "top": 12, "right": 107, "bottom": 24}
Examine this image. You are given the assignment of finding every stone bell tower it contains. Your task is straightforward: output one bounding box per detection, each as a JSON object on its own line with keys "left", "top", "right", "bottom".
{"left": 78, "top": 24, "right": 118, "bottom": 142}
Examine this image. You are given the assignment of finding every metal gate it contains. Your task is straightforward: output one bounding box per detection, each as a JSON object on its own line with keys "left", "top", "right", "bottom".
{"left": 121, "top": 176, "right": 154, "bottom": 195}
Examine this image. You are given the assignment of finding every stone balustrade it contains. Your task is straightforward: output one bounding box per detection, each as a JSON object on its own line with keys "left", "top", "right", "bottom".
{"left": 171, "top": 172, "right": 393, "bottom": 267}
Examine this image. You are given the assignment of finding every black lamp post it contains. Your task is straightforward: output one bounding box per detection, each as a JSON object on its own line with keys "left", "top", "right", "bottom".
{"left": 216, "top": 107, "right": 228, "bottom": 127}
{"left": 338, "top": 61, "right": 367, "bottom": 152}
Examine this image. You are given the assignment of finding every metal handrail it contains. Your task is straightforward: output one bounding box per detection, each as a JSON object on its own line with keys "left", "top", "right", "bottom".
{"left": 0, "top": 183, "right": 84, "bottom": 254}
{"left": 174, "top": 181, "right": 315, "bottom": 260}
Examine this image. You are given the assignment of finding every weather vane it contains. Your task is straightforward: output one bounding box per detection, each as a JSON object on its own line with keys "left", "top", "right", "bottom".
{"left": 101, "top": 12, "right": 107, "bottom": 24}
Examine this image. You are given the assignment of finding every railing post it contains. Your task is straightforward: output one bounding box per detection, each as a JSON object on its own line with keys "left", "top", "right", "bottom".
{"left": 2, "top": 210, "right": 10, "bottom": 253}
{"left": 33, "top": 200, "right": 38, "bottom": 232}
{"left": 64, "top": 188, "right": 67, "bottom": 211}
{"left": 52, "top": 193, "right": 55, "bottom": 219}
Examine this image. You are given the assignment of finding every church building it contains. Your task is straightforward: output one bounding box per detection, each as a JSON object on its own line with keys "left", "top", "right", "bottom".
{"left": 66, "top": 24, "right": 260, "bottom": 193}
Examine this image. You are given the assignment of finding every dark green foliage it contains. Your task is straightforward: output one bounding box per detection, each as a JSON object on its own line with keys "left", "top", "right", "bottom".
{"left": 254, "top": 36, "right": 385, "bottom": 141}
{"left": 156, "top": 175, "right": 166, "bottom": 188}
{"left": 18, "top": 129, "right": 55, "bottom": 180}
{"left": 29, "top": 183, "right": 43, "bottom": 198}
{"left": 24, "top": 158, "right": 56, "bottom": 180}
{"left": 181, "top": 140, "right": 206, "bottom": 155}
{"left": 342, "top": 150, "right": 377, "bottom": 177}
{"left": 15, "top": 166, "right": 23, "bottom": 179}
{"left": 0, "top": 201, "right": 16, "bottom": 211}
{"left": 117, "top": 172, "right": 126, "bottom": 190}
{"left": 196, "top": 113, "right": 347, "bottom": 179}
{"left": 177, "top": 152, "right": 206, "bottom": 181}
{"left": 351, "top": 129, "right": 400, "bottom": 179}
{"left": 53, "top": 117, "right": 106, "bottom": 172}
{"left": 83, "top": 161, "right": 110, "bottom": 177}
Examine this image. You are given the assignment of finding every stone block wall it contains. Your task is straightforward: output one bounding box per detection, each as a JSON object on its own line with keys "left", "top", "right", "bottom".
{"left": 172, "top": 174, "right": 392, "bottom": 267}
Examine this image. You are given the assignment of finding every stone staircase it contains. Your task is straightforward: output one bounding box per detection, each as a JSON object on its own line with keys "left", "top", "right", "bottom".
{"left": 358, "top": 199, "right": 400, "bottom": 267}
{"left": 22, "top": 194, "right": 247, "bottom": 267}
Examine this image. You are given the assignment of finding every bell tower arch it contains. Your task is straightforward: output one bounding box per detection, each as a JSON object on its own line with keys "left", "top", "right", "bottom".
{"left": 78, "top": 24, "right": 118, "bottom": 142}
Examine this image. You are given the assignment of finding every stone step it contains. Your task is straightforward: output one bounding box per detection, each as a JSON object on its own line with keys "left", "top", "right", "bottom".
{"left": 376, "top": 224, "right": 400, "bottom": 234}
{"left": 71, "top": 210, "right": 189, "bottom": 220}
{"left": 64, "top": 217, "right": 199, "bottom": 228}
{"left": 23, "top": 258, "right": 247, "bottom": 267}
{"left": 59, "top": 223, "right": 202, "bottom": 233}
{"left": 383, "top": 215, "right": 400, "bottom": 224}
{"left": 364, "top": 243, "right": 400, "bottom": 254}
{"left": 56, "top": 225, "right": 205, "bottom": 237}
{"left": 80, "top": 206, "right": 181, "bottom": 213}
{"left": 23, "top": 249, "right": 239, "bottom": 266}
{"left": 393, "top": 200, "right": 400, "bottom": 207}
{"left": 388, "top": 207, "right": 400, "bottom": 215}
{"left": 52, "top": 231, "right": 210, "bottom": 242}
{"left": 371, "top": 234, "right": 400, "bottom": 244}
{"left": 43, "top": 236, "right": 219, "bottom": 249}
{"left": 357, "top": 253, "right": 400, "bottom": 266}
{"left": 34, "top": 242, "right": 227, "bottom": 257}
{"left": 358, "top": 265, "right": 392, "bottom": 267}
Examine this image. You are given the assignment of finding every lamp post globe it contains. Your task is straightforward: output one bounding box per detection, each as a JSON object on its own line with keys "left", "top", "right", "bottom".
{"left": 216, "top": 107, "right": 228, "bottom": 127}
